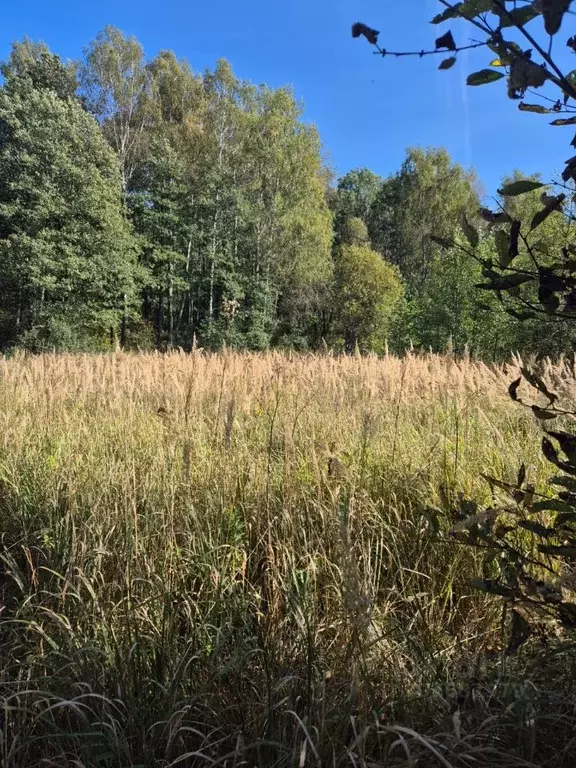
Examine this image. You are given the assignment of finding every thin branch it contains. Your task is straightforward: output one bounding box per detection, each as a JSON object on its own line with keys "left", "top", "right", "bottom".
{"left": 372, "top": 41, "right": 487, "bottom": 58}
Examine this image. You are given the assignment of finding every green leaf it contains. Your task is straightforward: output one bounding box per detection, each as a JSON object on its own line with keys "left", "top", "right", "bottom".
{"left": 439, "top": 56, "right": 457, "bottom": 70}
{"left": 467, "top": 69, "right": 505, "bottom": 86}
{"left": 498, "top": 180, "right": 546, "bottom": 196}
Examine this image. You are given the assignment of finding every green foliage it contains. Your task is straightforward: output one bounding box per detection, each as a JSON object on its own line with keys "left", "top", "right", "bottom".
{"left": 0, "top": 45, "right": 139, "bottom": 350}
{"left": 368, "top": 147, "right": 480, "bottom": 292}
{"left": 339, "top": 216, "right": 370, "bottom": 246}
{"left": 1, "top": 37, "right": 78, "bottom": 100}
{"left": 5, "top": 20, "right": 576, "bottom": 358}
{"left": 330, "top": 167, "right": 382, "bottom": 246}
{"left": 332, "top": 243, "right": 404, "bottom": 352}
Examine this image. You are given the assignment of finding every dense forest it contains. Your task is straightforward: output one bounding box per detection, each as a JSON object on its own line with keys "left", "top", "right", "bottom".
{"left": 0, "top": 28, "right": 572, "bottom": 357}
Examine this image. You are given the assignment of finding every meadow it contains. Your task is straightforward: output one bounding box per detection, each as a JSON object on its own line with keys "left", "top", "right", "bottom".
{"left": 1, "top": 350, "right": 575, "bottom": 767}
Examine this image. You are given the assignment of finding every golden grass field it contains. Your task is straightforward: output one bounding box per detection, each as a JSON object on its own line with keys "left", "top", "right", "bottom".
{"left": 1, "top": 350, "right": 575, "bottom": 767}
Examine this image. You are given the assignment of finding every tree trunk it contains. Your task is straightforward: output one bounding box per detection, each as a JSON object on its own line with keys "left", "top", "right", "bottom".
{"left": 120, "top": 293, "right": 127, "bottom": 349}
{"left": 156, "top": 294, "right": 163, "bottom": 349}
{"left": 208, "top": 192, "right": 220, "bottom": 324}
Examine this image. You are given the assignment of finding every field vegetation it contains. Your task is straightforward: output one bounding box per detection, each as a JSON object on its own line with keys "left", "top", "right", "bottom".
{"left": 1, "top": 350, "right": 575, "bottom": 767}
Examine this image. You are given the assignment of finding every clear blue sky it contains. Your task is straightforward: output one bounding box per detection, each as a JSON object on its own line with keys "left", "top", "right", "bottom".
{"left": 2, "top": 0, "right": 573, "bottom": 196}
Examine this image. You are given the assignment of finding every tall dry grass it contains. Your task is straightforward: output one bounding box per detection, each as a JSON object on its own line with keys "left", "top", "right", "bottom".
{"left": 0, "top": 349, "right": 575, "bottom": 767}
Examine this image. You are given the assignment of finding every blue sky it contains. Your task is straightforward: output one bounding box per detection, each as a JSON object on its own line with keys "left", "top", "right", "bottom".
{"left": 2, "top": 0, "right": 574, "bottom": 196}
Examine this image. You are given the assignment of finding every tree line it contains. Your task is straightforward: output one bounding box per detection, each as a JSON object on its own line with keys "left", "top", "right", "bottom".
{"left": 0, "top": 28, "right": 571, "bottom": 357}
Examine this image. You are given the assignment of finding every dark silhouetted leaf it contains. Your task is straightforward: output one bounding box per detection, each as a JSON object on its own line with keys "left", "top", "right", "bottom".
{"left": 431, "top": 4, "right": 463, "bottom": 24}
{"left": 547, "top": 430, "right": 576, "bottom": 463}
{"left": 495, "top": 229, "right": 511, "bottom": 267}
{"left": 477, "top": 273, "right": 533, "bottom": 291}
{"left": 519, "top": 102, "right": 551, "bottom": 114}
{"left": 530, "top": 193, "right": 565, "bottom": 231}
{"left": 555, "top": 511, "right": 576, "bottom": 526}
{"left": 517, "top": 462, "right": 526, "bottom": 488}
{"left": 551, "top": 475, "right": 576, "bottom": 492}
{"left": 498, "top": 5, "right": 540, "bottom": 28}
{"left": 351, "top": 22, "right": 379, "bottom": 45}
{"left": 499, "top": 180, "right": 546, "bottom": 196}
{"left": 543, "top": 436, "right": 562, "bottom": 467}
{"left": 459, "top": 0, "right": 493, "bottom": 16}
{"left": 539, "top": 283, "right": 561, "bottom": 313}
{"left": 508, "top": 309, "right": 537, "bottom": 320}
{"left": 481, "top": 473, "right": 516, "bottom": 495}
{"left": 506, "top": 610, "right": 531, "bottom": 655}
{"left": 521, "top": 367, "right": 558, "bottom": 404}
{"left": 542, "top": 0, "right": 571, "bottom": 35}
{"left": 509, "top": 219, "right": 521, "bottom": 261}
{"left": 532, "top": 405, "right": 558, "bottom": 420}
{"left": 509, "top": 377, "right": 522, "bottom": 402}
{"left": 551, "top": 116, "right": 576, "bottom": 126}
{"left": 439, "top": 56, "right": 457, "bottom": 70}
{"left": 539, "top": 545, "right": 576, "bottom": 558}
{"left": 480, "top": 207, "right": 511, "bottom": 224}
{"left": 558, "top": 602, "right": 576, "bottom": 628}
{"left": 532, "top": 498, "right": 575, "bottom": 513}
{"left": 467, "top": 69, "right": 505, "bottom": 86}
{"left": 430, "top": 235, "right": 454, "bottom": 249}
{"left": 460, "top": 213, "right": 479, "bottom": 248}
{"left": 518, "top": 520, "right": 556, "bottom": 537}
{"left": 470, "top": 579, "right": 516, "bottom": 598}
{"left": 539, "top": 268, "right": 566, "bottom": 292}
{"left": 509, "top": 57, "right": 549, "bottom": 95}
{"left": 436, "top": 30, "right": 456, "bottom": 51}
{"left": 562, "top": 155, "right": 576, "bottom": 183}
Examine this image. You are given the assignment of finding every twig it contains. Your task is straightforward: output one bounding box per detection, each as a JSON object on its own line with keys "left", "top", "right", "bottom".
{"left": 372, "top": 41, "right": 487, "bottom": 58}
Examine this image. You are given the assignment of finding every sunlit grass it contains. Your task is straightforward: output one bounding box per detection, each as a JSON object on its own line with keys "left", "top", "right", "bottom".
{"left": 0, "top": 349, "right": 574, "bottom": 766}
